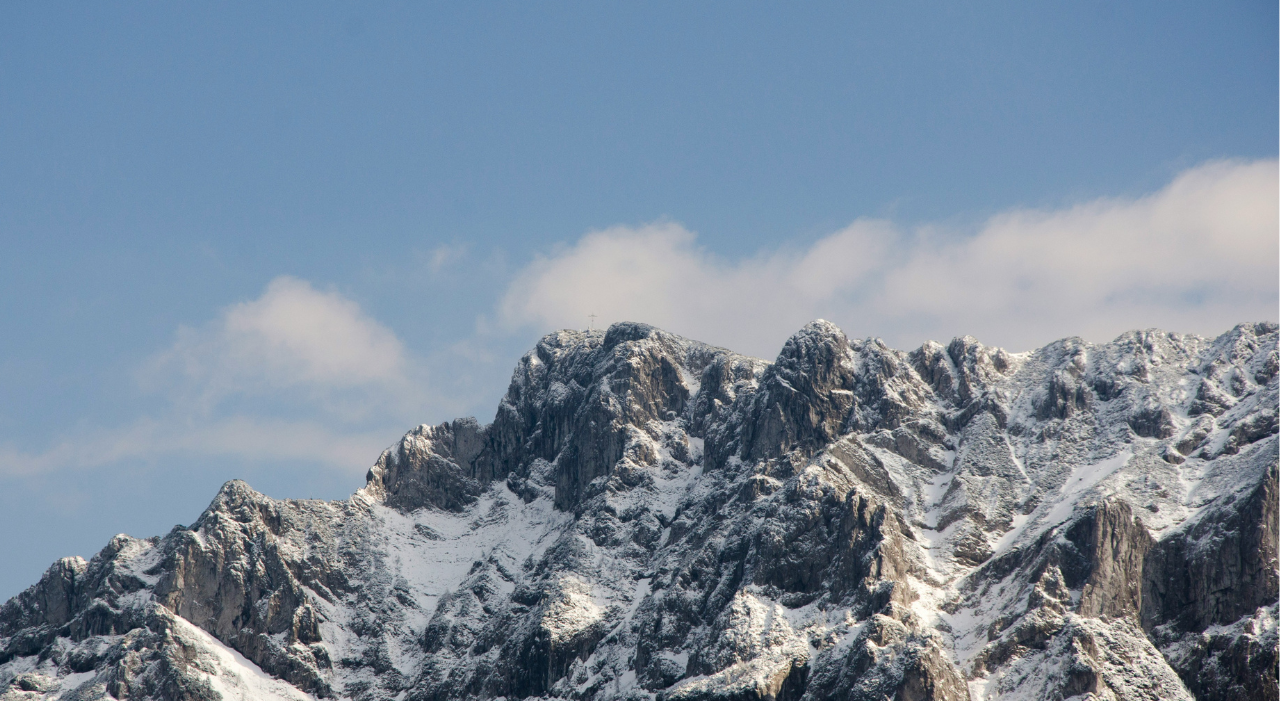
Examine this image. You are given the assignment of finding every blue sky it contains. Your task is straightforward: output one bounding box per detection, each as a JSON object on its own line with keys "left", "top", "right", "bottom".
{"left": 1, "top": 2, "right": 1276, "bottom": 598}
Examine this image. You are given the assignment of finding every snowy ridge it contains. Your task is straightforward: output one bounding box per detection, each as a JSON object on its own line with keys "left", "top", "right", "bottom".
{"left": 1, "top": 320, "right": 1276, "bottom": 701}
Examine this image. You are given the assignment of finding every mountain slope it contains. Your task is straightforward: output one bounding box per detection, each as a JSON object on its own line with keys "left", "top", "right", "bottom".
{"left": 2, "top": 321, "right": 1276, "bottom": 701}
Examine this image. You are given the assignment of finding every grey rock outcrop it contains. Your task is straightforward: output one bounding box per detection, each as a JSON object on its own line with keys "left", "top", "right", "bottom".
{"left": 2, "top": 320, "right": 1276, "bottom": 700}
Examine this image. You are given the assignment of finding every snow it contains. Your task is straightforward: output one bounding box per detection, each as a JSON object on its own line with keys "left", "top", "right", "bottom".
{"left": 111, "top": 536, "right": 164, "bottom": 585}
{"left": 687, "top": 436, "right": 705, "bottom": 462}
{"left": 52, "top": 671, "right": 95, "bottom": 697}
{"left": 376, "top": 483, "right": 569, "bottom": 625}
{"left": 1042, "top": 450, "right": 1132, "bottom": 527}
{"left": 678, "top": 365, "right": 702, "bottom": 397}
{"left": 989, "top": 513, "right": 1031, "bottom": 556}
{"left": 912, "top": 519, "right": 965, "bottom": 579}
{"left": 4, "top": 321, "right": 1273, "bottom": 701}
{"left": 968, "top": 675, "right": 991, "bottom": 700}
{"left": 541, "top": 576, "right": 606, "bottom": 643}
{"left": 170, "top": 615, "right": 316, "bottom": 701}
{"left": 656, "top": 650, "right": 689, "bottom": 670}
{"left": 921, "top": 469, "right": 957, "bottom": 528}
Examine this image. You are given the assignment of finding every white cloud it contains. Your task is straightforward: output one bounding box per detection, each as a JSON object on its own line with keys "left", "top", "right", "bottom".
{"left": 1, "top": 277, "right": 428, "bottom": 479}
{"left": 425, "top": 243, "right": 469, "bottom": 273}
{"left": 141, "top": 275, "right": 432, "bottom": 425}
{"left": 878, "top": 159, "right": 1279, "bottom": 348}
{"left": 0, "top": 418, "right": 393, "bottom": 478}
{"left": 497, "top": 220, "right": 899, "bottom": 356}
{"left": 221, "top": 276, "right": 405, "bottom": 386}
{"left": 499, "top": 159, "right": 1278, "bottom": 357}
{"left": 5, "top": 161, "right": 1274, "bottom": 481}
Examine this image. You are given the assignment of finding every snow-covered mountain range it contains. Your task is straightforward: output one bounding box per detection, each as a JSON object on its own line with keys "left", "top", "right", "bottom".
{"left": 2, "top": 321, "right": 1276, "bottom": 701}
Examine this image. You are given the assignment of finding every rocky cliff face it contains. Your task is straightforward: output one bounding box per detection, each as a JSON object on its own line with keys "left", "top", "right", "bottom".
{"left": 2, "top": 321, "right": 1276, "bottom": 701}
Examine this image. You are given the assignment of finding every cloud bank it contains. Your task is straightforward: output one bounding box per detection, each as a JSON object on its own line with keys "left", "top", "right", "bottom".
{"left": 1, "top": 277, "right": 425, "bottom": 478}
{"left": 499, "top": 159, "right": 1278, "bottom": 358}
{"left": 145, "top": 276, "right": 419, "bottom": 418}
{"left": 0, "top": 418, "right": 392, "bottom": 478}
{"left": 3, "top": 159, "right": 1274, "bottom": 480}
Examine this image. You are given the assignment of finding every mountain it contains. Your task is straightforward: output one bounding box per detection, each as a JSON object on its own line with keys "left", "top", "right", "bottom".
{"left": 1, "top": 321, "right": 1276, "bottom": 701}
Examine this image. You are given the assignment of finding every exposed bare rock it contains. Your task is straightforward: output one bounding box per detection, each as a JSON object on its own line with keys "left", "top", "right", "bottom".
{"left": 2, "top": 320, "right": 1276, "bottom": 700}
{"left": 364, "top": 419, "right": 487, "bottom": 512}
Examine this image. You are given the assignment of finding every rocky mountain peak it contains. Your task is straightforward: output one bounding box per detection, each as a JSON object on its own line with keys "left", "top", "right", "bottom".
{"left": 2, "top": 320, "right": 1276, "bottom": 701}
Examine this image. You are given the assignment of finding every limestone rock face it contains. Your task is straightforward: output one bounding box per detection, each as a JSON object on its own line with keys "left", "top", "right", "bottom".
{"left": 2, "top": 320, "right": 1277, "bottom": 701}
{"left": 364, "top": 419, "right": 487, "bottom": 512}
